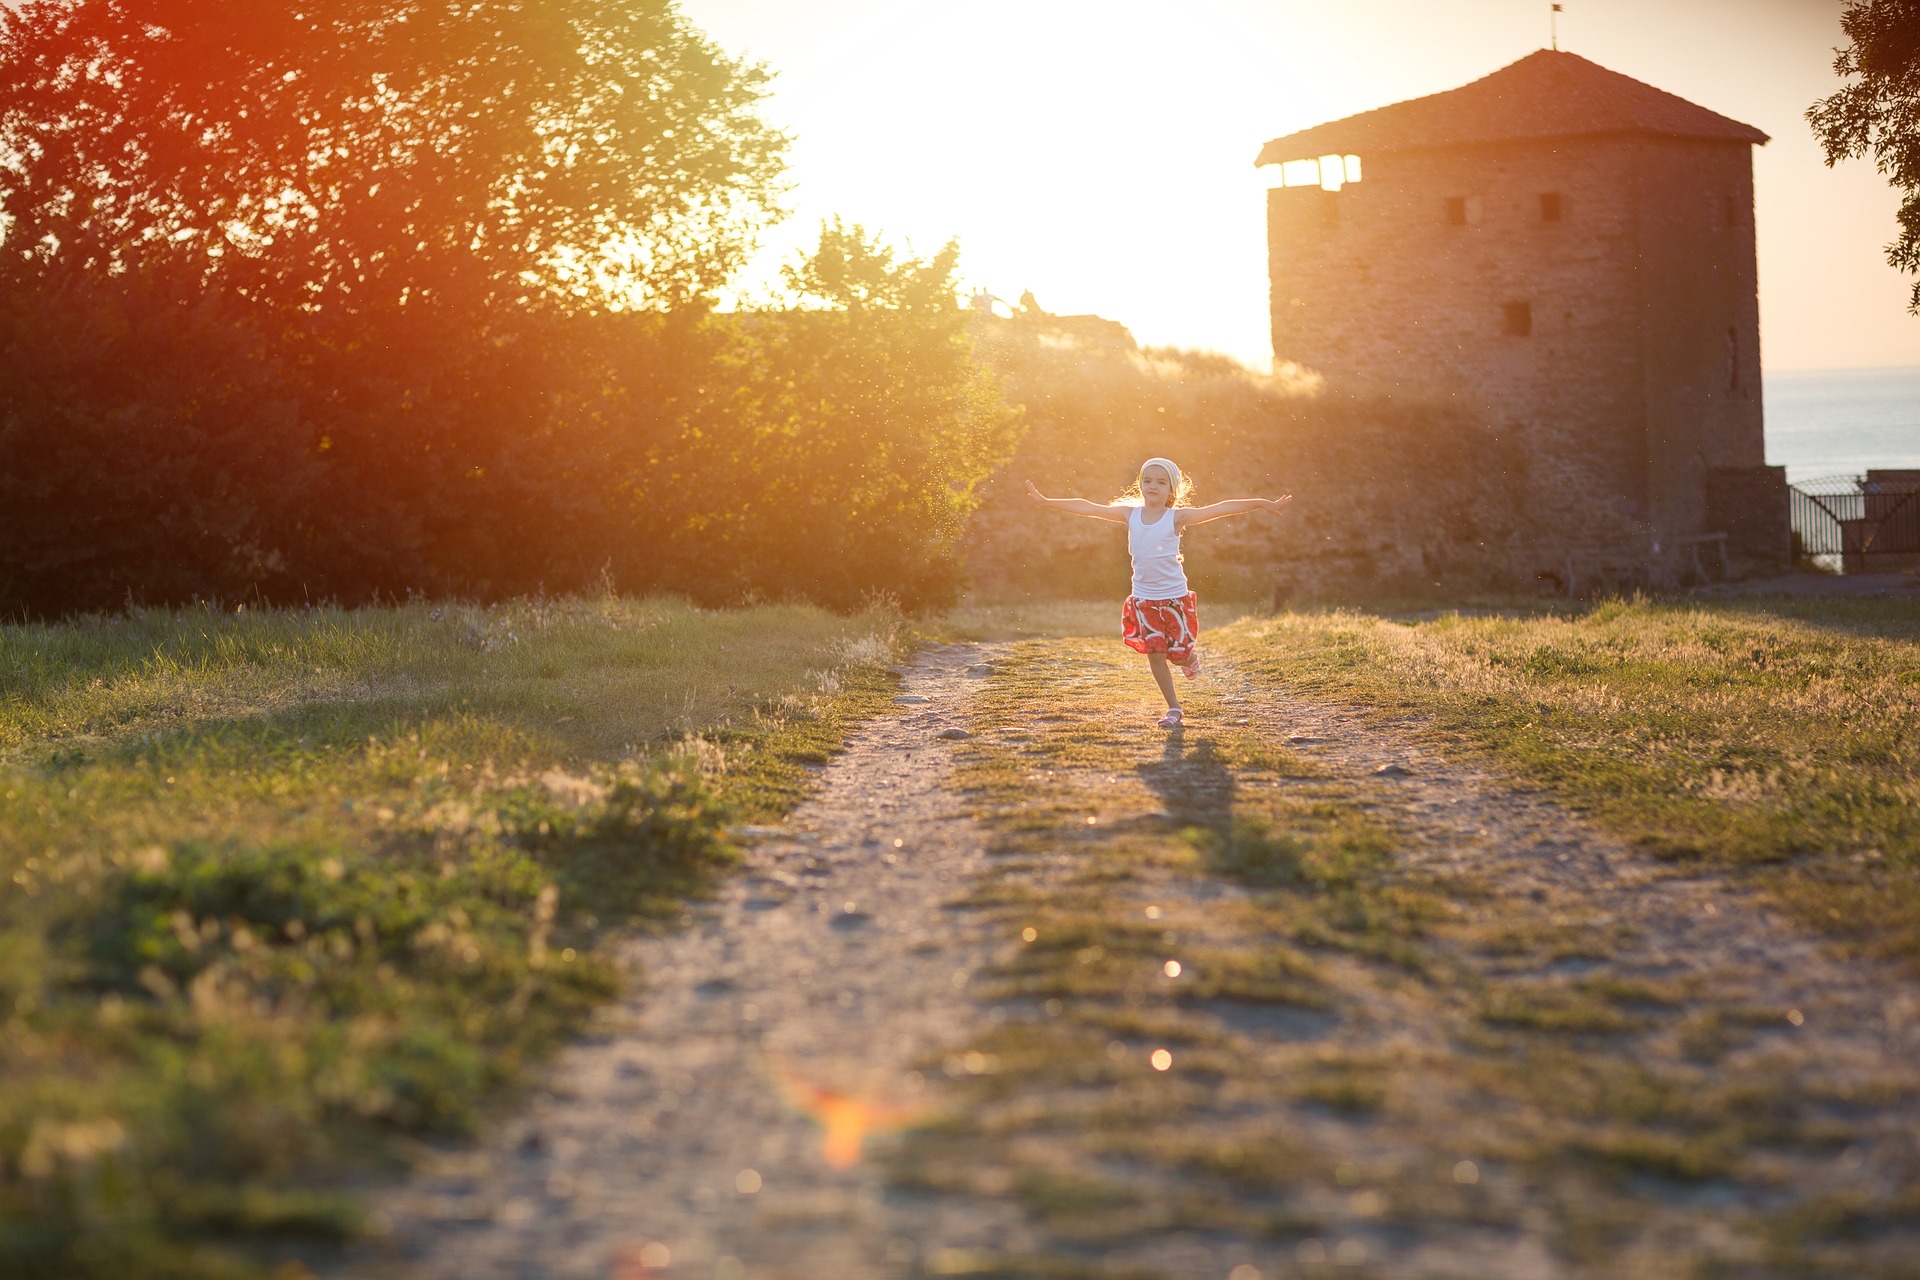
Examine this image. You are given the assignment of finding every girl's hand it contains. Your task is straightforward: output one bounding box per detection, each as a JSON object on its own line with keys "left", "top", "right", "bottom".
{"left": 1263, "top": 495, "right": 1294, "bottom": 515}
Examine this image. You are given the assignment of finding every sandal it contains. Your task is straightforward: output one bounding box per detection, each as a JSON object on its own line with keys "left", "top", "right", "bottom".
{"left": 1156, "top": 707, "right": 1184, "bottom": 729}
{"left": 1179, "top": 652, "right": 1203, "bottom": 679}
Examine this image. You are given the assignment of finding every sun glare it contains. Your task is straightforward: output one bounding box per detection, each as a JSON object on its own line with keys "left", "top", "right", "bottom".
{"left": 1265, "top": 154, "right": 1362, "bottom": 192}
{"left": 769, "top": 1057, "right": 928, "bottom": 1169}
{"left": 676, "top": 0, "right": 1912, "bottom": 370}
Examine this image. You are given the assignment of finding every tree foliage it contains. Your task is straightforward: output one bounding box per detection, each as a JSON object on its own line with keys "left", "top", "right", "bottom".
{"left": 0, "top": 0, "right": 786, "bottom": 312}
{"left": 0, "top": 5, "right": 1015, "bottom": 616}
{"left": 1808, "top": 0, "right": 1920, "bottom": 311}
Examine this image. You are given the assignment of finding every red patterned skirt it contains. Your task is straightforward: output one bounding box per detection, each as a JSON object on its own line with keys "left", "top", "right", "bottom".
{"left": 1121, "top": 593, "right": 1199, "bottom": 664}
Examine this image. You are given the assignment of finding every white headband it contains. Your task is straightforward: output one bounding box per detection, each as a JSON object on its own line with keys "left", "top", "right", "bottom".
{"left": 1141, "top": 457, "right": 1182, "bottom": 492}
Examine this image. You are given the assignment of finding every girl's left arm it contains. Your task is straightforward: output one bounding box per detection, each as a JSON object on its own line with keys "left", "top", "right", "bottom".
{"left": 1177, "top": 495, "right": 1292, "bottom": 528}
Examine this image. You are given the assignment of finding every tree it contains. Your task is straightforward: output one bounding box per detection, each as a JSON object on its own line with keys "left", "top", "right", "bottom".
{"left": 622, "top": 222, "right": 1021, "bottom": 610}
{"left": 0, "top": 0, "right": 787, "bottom": 314}
{"left": 1809, "top": 0, "right": 1920, "bottom": 311}
{"left": 0, "top": 0, "right": 794, "bottom": 615}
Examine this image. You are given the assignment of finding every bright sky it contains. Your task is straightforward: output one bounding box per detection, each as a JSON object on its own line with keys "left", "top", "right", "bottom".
{"left": 680, "top": 0, "right": 1920, "bottom": 372}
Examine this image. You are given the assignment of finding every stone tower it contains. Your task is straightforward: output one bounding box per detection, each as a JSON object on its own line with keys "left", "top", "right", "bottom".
{"left": 1259, "top": 50, "right": 1789, "bottom": 564}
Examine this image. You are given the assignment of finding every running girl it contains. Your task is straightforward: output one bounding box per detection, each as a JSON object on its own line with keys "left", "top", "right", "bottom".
{"left": 1024, "top": 458, "right": 1291, "bottom": 729}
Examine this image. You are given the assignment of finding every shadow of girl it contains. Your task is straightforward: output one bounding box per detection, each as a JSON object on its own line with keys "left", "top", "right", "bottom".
{"left": 1136, "top": 734, "right": 1238, "bottom": 836}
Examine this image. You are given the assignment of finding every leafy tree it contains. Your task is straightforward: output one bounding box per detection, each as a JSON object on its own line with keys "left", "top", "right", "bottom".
{"left": 0, "top": 0, "right": 794, "bottom": 615}
{"left": 1809, "top": 0, "right": 1920, "bottom": 311}
{"left": 0, "top": 0, "right": 786, "bottom": 313}
{"left": 0, "top": 6, "right": 1021, "bottom": 616}
{"left": 625, "top": 221, "right": 1021, "bottom": 611}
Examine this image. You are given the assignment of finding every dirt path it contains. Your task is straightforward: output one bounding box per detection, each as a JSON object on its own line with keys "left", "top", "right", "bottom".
{"left": 355, "top": 643, "right": 1016, "bottom": 1279}
{"left": 1204, "top": 657, "right": 1920, "bottom": 1274}
{"left": 352, "top": 637, "right": 1920, "bottom": 1279}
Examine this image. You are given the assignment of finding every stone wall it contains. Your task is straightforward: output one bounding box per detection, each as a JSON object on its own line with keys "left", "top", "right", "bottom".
{"left": 1705, "top": 466, "right": 1791, "bottom": 566}
{"left": 1266, "top": 133, "right": 1770, "bottom": 559}
{"left": 960, "top": 324, "right": 1535, "bottom": 603}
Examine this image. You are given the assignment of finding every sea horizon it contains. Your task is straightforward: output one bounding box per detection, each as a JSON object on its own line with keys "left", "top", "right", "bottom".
{"left": 1763, "top": 363, "right": 1920, "bottom": 485}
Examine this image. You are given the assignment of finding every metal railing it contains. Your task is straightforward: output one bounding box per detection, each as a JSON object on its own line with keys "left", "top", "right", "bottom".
{"left": 1790, "top": 473, "right": 1920, "bottom": 571}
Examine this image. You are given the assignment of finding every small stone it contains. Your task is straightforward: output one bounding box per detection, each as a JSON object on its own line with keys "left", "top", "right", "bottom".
{"left": 937, "top": 728, "right": 973, "bottom": 740}
{"left": 1286, "top": 734, "right": 1326, "bottom": 745}
{"left": 894, "top": 694, "right": 931, "bottom": 704}
{"left": 965, "top": 664, "right": 994, "bottom": 676}
{"left": 1372, "top": 763, "right": 1413, "bottom": 777}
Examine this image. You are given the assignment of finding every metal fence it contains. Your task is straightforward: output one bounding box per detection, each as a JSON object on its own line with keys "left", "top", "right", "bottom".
{"left": 1790, "top": 473, "right": 1920, "bottom": 572}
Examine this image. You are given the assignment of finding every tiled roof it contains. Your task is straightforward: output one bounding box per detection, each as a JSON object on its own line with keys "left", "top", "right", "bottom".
{"left": 1256, "top": 50, "right": 1768, "bottom": 165}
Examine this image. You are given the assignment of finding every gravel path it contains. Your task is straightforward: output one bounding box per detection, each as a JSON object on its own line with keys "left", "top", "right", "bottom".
{"left": 353, "top": 643, "right": 1015, "bottom": 1280}
{"left": 348, "top": 640, "right": 1920, "bottom": 1278}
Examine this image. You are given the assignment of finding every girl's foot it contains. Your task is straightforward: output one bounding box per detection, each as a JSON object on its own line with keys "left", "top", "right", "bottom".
{"left": 1156, "top": 707, "right": 1184, "bottom": 729}
{"left": 1179, "top": 651, "right": 1202, "bottom": 679}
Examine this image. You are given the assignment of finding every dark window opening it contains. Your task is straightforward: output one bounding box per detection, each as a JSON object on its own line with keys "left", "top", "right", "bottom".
{"left": 1445, "top": 196, "right": 1468, "bottom": 226}
{"left": 1727, "top": 326, "right": 1740, "bottom": 392}
{"left": 1540, "top": 192, "right": 1563, "bottom": 222}
{"left": 1504, "top": 302, "right": 1533, "bottom": 337}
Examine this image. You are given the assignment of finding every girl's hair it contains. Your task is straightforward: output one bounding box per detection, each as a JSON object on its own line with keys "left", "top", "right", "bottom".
{"left": 1113, "top": 458, "right": 1194, "bottom": 508}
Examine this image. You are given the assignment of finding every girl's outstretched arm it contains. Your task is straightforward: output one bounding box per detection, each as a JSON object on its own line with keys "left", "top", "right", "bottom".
{"left": 1024, "top": 480, "right": 1129, "bottom": 523}
{"left": 1177, "top": 495, "right": 1293, "bottom": 527}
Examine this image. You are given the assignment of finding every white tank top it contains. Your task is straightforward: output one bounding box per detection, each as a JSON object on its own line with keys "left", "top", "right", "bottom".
{"left": 1128, "top": 506, "right": 1188, "bottom": 600}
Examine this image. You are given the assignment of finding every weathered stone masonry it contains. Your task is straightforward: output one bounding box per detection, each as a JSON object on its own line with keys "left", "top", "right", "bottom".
{"left": 1260, "top": 51, "right": 1790, "bottom": 566}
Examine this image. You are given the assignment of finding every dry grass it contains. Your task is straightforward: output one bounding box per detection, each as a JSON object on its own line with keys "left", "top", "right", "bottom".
{"left": 1214, "top": 596, "right": 1920, "bottom": 958}
{"left": 934, "top": 599, "right": 1267, "bottom": 644}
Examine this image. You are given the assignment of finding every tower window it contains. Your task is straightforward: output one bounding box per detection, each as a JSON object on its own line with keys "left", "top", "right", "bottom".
{"left": 1540, "top": 192, "right": 1563, "bottom": 222}
{"left": 1445, "top": 196, "right": 1468, "bottom": 225}
{"left": 1504, "top": 302, "right": 1533, "bottom": 337}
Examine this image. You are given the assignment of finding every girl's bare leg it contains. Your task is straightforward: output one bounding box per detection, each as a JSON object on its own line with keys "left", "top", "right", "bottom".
{"left": 1147, "top": 652, "right": 1180, "bottom": 710}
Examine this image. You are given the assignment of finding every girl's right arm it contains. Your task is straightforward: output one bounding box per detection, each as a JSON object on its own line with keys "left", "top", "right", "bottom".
{"left": 1024, "top": 480, "right": 1129, "bottom": 523}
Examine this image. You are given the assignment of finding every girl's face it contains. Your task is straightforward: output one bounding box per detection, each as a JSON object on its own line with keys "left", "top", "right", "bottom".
{"left": 1140, "top": 465, "right": 1172, "bottom": 507}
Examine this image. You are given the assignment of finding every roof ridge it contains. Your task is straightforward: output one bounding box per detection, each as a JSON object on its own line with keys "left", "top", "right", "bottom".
{"left": 1255, "top": 49, "right": 1767, "bottom": 165}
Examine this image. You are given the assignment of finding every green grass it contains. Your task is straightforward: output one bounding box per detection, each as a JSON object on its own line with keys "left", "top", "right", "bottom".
{"left": 1213, "top": 596, "right": 1920, "bottom": 958}
{"left": 0, "top": 596, "right": 905, "bottom": 1279}
{"left": 899, "top": 619, "right": 1920, "bottom": 1275}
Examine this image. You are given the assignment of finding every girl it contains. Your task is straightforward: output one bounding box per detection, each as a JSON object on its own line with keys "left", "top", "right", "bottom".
{"left": 1025, "top": 458, "right": 1292, "bottom": 729}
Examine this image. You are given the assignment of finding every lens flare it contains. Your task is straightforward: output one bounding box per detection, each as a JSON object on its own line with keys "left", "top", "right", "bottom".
{"left": 769, "top": 1059, "right": 927, "bottom": 1169}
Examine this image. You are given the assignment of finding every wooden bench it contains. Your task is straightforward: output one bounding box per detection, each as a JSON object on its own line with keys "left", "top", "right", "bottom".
{"left": 1561, "top": 532, "right": 1731, "bottom": 596}
{"left": 1562, "top": 545, "right": 1648, "bottom": 597}
{"left": 1672, "top": 532, "right": 1731, "bottom": 585}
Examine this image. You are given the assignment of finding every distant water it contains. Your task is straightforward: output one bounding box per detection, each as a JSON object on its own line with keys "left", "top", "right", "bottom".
{"left": 1765, "top": 366, "right": 1920, "bottom": 484}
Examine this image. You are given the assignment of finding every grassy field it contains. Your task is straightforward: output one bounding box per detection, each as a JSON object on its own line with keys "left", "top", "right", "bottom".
{"left": 0, "top": 597, "right": 904, "bottom": 1280}
{"left": 1215, "top": 596, "right": 1920, "bottom": 957}
{"left": 6, "top": 590, "right": 1914, "bottom": 1277}
{"left": 896, "top": 596, "right": 1920, "bottom": 1275}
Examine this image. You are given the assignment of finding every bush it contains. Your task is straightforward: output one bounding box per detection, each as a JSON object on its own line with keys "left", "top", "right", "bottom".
{"left": 0, "top": 228, "right": 1015, "bottom": 616}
